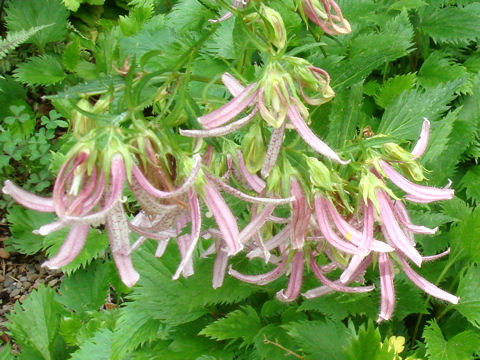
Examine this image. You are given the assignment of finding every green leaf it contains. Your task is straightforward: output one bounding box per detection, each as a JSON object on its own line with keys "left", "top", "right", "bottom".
{"left": 165, "top": 0, "right": 214, "bottom": 32}
{"left": 393, "top": 279, "right": 429, "bottom": 320}
{"left": 5, "top": 206, "right": 53, "bottom": 255}
{"left": 388, "top": 0, "right": 428, "bottom": 12}
{"left": 459, "top": 166, "right": 480, "bottom": 204}
{"left": 456, "top": 265, "right": 480, "bottom": 328}
{"left": 0, "top": 25, "right": 52, "bottom": 60}
{"left": 421, "top": 5, "right": 480, "bottom": 45}
{"left": 450, "top": 207, "right": 480, "bottom": 263}
{"left": 254, "top": 324, "right": 301, "bottom": 360}
{"left": 374, "top": 73, "right": 417, "bottom": 109}
{"left": 418, "top": 52, "right": 471, "bottom": 94}
{"left": 70, "top": 329, "right": 113, "bottom": 360}
{"left": 204, "top": 18, "right": 236, "bottom": 59}
{"left": 6, "top": 285, "right": 66, "bottom": 360}
{"left": 62, "top": 0, "right": 81, "bottom": 11}
{"left": 423, "top": 321, "right": 480, "bottom": 359}
{"left": 343, "top": 322, "right": 395, "bottom": 360}
{"left": 285, "top": 320, "right": 351, "bottom": 360}
{"left": 199, "top": 305, "right": 261, "bottom": 347}
{"left": 377, "top": 80, "right": 461, "bottom": 140}
{"left": 63, "top": 40, "right": 81, "bottom": 72}
{"left": 57, "top": 260, "right": 113, "bottom": 313}
{"left": 14, "top": 54, "right": 66, "bottom": 86}
{"left": 0, "top": 343, "right": 13, "bottom": 360}
{"left": 5, "top": 0, "right": 68, "bottom": 49}
{"left": 326, "top": 81, "right": 365, "bottom": 148}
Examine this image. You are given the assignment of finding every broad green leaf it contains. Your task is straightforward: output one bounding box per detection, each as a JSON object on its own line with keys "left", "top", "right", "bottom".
{"left": 5, "top": 0, "right": 68, "bottom": 49}
{"left": 393, "top": 280, "right": 429, "bottom": 320}
{"left": 14, "top": 55, "right": 66, "bottom": 86}
{"left": 388, "top": 0, "right": 428, "bottom": 11}
{"left": 204, "top": 17, "right": 236, "bottom": 59}
{"left": 343, "top": 322, "right": 395, "bottom": 360}
{"left": 456, "top": 265, "right": 480, "bottom": 328}
{"left": 374, "top": 73, "right": 417, "bottom": 109}
{"left": 284, "top": 320, "right": 351, "bottom": 360}
{"left": 326, "top": 81, "right": 365, "bottom": 148}
{"left": 199, "top": 305, "right": 261, "bottom": 347}
{"left": 377, "top": 80, "right": 461, "bottom": 140}
{"left": 459, "top": 166, "right": 480, "bottom": 204}
{"left": 0, "top": 343, "right": 13, "bottom": 360}
{"left": 70, "top": 329, "right": 113, "bottom": 360}
{"left": 165, "top": 0, "right": 215, "bottom": 32}
{"left": 0, "top": 25, "right": 53, "bottom": 60}
{"left": 63, "top": 40, "right": 81, "bottom": 72}
{"left": 6, "top": 285, "right": 66, "bottom": 360}
{"left": 421, "top": 5, "right": 480, "bottom": 45}
{"left": 57, "top": 260, "right": 113, "bottom": 313}
{"left": 423, "top": 321, "right": 480, "bottom": 359}
{"left": 450, "top": 207, "right": 480, "bottom": 263}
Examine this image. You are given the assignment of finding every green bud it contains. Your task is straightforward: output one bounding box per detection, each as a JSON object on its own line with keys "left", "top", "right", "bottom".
{"left": 72, "top": 99, "right": 94, "bottom": 136}
{"left": 259, "top": 5, "right": 287, "bottom": 51}
{"left": 241, "top": 122, "right": 266, "bottom": 173}
{"left": 306, "top": 156, "right": 334, "bottom": 191}
{"left": 384, "top": 143, "right": 425, "bottom": 182}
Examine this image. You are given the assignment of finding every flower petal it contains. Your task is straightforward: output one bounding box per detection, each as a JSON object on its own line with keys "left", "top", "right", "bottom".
{"left": 236, "top": 150, "right": 265, "bottom": 193}
{"left": 222, "top": 72, "right": 246, "bottom": 96}
{"left": 2, "top": 180, "right": 54, "bottom": 212}
{"left": 261, "top": 121, "right": 286, "bottom": 178}
{"left": 411, "top": 118, "right": 430, "bottom": 159}
{"left": 229, "top": 257, "right": 288, "bottom": 285}
{"left": 377, "top": 253, "right": 395, "bottom": 322}
{"left": 276, "top": 252, "right": 304, "bottom": 302}
{"left": 290, "top": 179, "right": 312, "bottom": 249}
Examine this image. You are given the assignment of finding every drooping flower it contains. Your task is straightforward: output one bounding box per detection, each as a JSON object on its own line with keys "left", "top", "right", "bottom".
{"left": 299, "top": 0, "right": 351, "bottom": 35}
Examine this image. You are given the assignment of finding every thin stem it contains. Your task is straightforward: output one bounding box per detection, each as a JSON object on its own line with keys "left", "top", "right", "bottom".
{"left": 263, "top": 335, "right": 305, "bottom": 359}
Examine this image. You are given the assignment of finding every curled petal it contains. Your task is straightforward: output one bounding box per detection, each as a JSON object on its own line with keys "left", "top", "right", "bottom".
{"left": 423, "top": 248, "right": 450, "bottom": 262}
{"left": 247, "top": 224, "right": 291, "bottom": 259}
{"left": 42, "top": 224, "right": 89, "bottom": 269}
{"left": 291, "top": 179, "right": 312, "bottom": 249}
{"left": 236, "top": 150, "right": 265, "bottom": 193}
{"left": 239, "top": 204, "right": 276, "bottom": 244}
{"left": 131, "top": 154, "right": 201, "bottom": 199}
{"left": 198, "top": 84, "right": 258, "bottom": 129}
{"left": 130, "top": 176, "right": 182, "bottom": 216}
{"left": 212, "top": 245, "right": 229, "bottom": 289}
{"left": 3, "top": 180, "right": 54, "bottom": 212}
{"left": 229, "top": 257, "right": 288, "bottom": 285}
{"left": 222, "top": 72, "right": 246, "bottom": 96}
{"left": 276, "top": 252, "right": 304, "bottom": 302}
{"left": 398, "top": 254, "right": 459, "bottom": 304}
{"left": 411, "top": 118, "right": 430, "bottom": 159}
{"left": 208, "top": 11, "right": 233, "bottom": 23}
{"left": 106, "top": 202, "right": 139, "bottom": 287}
{"left": 377, "top": 253, "right": 395, "bottom": 322}
{"left": 34, "top": 220, "right": 68, "bottom": 236}
{"left": 203, "top": 178, "right": 242, "bottom": 255}
{"left": 394, "top": 200, "right": 438, "bottom": 236}
{"left": 380, "top": 160, "right": 454, "bottom": 203}
{"left": 377, "top": 190, "right": 423, "bottom": 267}
{"left": 287, "top": 104, "right": 349, "bottom": 165}
{"left": 261, "top": 121, "right": 286, "bottom": 178}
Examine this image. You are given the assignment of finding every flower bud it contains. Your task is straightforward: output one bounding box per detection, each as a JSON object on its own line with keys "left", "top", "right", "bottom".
{"left": 71, "top": 99, "right": 95, "bottom": 136}
{"left": 383, "top": 143, "right": 425, "bottom": 182}
{"left": 241, "top": 122, "right": 266, "bottom": 173}
{"left": 259, "top": 4, "right": 287, "bottom": 51}
{"left": 306, "top": 156, "right": 334, "bottom": 191}
{"left": 300, "top": 0, "right": 351, "bottom": 35}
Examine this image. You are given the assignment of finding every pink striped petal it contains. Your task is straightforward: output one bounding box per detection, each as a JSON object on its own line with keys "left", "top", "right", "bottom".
{"left": 203, "top": 178, "right": 242, "bottom": 255}
{"left": 380, "top": 160, "right": 454, "bottom": 203}
{"left": 42, "top": 224, "right": 89, "bottom": 269}
{"left": 377, "top": 253, "right": 395, "bottom": 322}
{"left": 3, "top": 180, "right": 54, "bottom": 212}
{"left": 222, "top": 72, "right": 245, "bottom": 96}
{"left": 377, "top": 189, "right": 423, "bottom": 267}
{"left": 287, "top": 104, "right": 349, "bottom": 164}
{"left": 247, "top": 224, "right": 291, "bottom": 259}
{"left": 239, "top": 204, "right": 276, "bottom": 244}
{"left": 261, "top": 121, "right": 286, "bottom": 177}
{"left": 229, "top": 257, "right": 288, "bottom": 285}
{"left": 423, "top": 248, "right": 450, "bottom": 262}
{"left": 34, "top": 220, "right": 68, "bottom": 236}
{"left": 276, "top": 252, "right": 304, "bottom": 302}
{"left": 393, "top": 200, "right": 438, "bottom": 236}
{"left": 212, "top": 246, "right": 229, "bottom": 289}
{"left": 236, "top": 150, "right": 265, "bottom": 193}
{"left": 290, "top": 179, "right": 312, "bottom": 249}
{"left": 398, "top": 254, "right": 459, "bottom": 304}
{"left": 411, "top": 118, "right": 430, "bottom": 159}
{"left": 198, "top": 83, "right": 258, "bottom": 129}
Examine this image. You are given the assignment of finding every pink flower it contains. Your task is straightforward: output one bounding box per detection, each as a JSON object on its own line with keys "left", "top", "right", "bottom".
{"left": 301, "top": 0, "right": 351, "bottom": 35}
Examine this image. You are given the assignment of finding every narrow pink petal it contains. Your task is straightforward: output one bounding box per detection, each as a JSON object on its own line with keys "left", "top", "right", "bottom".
{"left": 34, "top": 220, "right": 68, "bottom": 236}
{"left": 247, "top": 224, "right": 291, "bottom": 259}
{"left": 380, "top": 160, "right": 454, "bottom": 202}
{"left": 236, "top": 150, "right": 265, "bottom": 193}
{"left": 423, "top": 248, "right": 450, "bottom": 262}
{"left": 42, "top": 224, "right": 89, "bottom": 269}
{"left": 276, "top": 252, "right": 304, "bottom": 302}
{"left": 325, "top": 199, "right": 394, "bottom": 253}
{"left": 173, "top": 190, "right": 202, "bottom": 280}
{"left": 222, "top": 72, "right": 245, "bottom": 96}
{"left": 204, "top": 172, "right": 294, "bottom": 205}
{"left": 155, "top": 240, "right": 169, "bottom": 257}
{"left": 180, "top": 108, "right": 257, "bottom": 138}
{"left": 393, "top": 200, "right": 438, "bottom": 235}
{"left": 398, "top": 254, "right": 459, "bottom": 304}
{"left": 229, "top": 257, "right": 288, "bottom": 285}
{"left": 130, "top": 176, "right": 181, "bottom": 216}
{"left": 377, "top": 253, "right": 395, "bottom": 322}
{"left": 212, "top": 245, "right": 229, "bottom": 289}
{"left": 261, "top": 121, "right": 286, "bottom": 178}
{"left": 376, "top": 189, "right": 423, "bottom": 267}
{"left": 131, "top": 154, "right": 201, "bottom": 199}
{"left": 2, "top": 180, "right": 55, "bottom": 212}
{"left": 203, "top": 178, "right": 242, "bottom": 255}
{"left": 314, "top": 196, "right": 362, "bottom": 255}
{"left": 290, "top": 179, "right": 312, "bottom": 249}
{"left": 208, "top": 11, "right": 233, "bottom": 23}
{"left": 106, "top": 202, "right": 139, "bottom": 287}
{"left": 411, "top": 118, "right": 430, "bottom": 159}
{"left": 198, "top": 84, "right": 257, "bottom": 129}
{"left": 287, "top": 104, "right": 349, "bottom": 164}
{"left": 239, "top": 204, "right": 276, "bottom": 244}
{"left": 310, "top": 253, "right": 375, "bottom": 294}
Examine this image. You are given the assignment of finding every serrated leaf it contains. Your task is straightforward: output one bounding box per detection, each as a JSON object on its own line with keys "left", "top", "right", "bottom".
{"left": 204, "top": 18, "right": 236, "bottom": 59}
{"left": 326, "top": 81, "right": 364, "bottom": 148}
{"left": 63, "top": 40, "right": 81, "bottom": 72}
{"left": 165, "top": 0, "right": 214, "bottom": 32}
{"left": 418, "top": 52, "right": 471, "bottom": 93}
{"left": 0, "top": 25, "right": 52, "bottom": 60}
{"left": 284, "top": 320, "right": 351, "bottom": 360}
{"left": 456, "top": 265, "right": 480, "bottom": 328}
{"left": 374, "top": 73, "right": 417, "bottom": 108}
{"left": 451, "top": 207, "right": 480, "bottom": 263}
{"left": 14, "top": 54, "right": 66, "bottom": 86}
{"left": 421, "top": 5, "right": 480, "bottom": 45}
{"left": 5, "top": 205, "right": 53, "bottom": 255}
{"left": 377, "top": 80, "right": 461, "bottom": 140}
{"left": 70, "top": 329, "right": 113, "bottom": 360}
{"left": 388, "top": 0, "right": 428, "bottom": 12}
{"left": 393, "top": 279, "right": 429, "bottom": 320}
{"left": 5, "top": 0, "right": 68, "bottom": 49}
{"left": 344, "top": 322, "right": 395, "bottom": 360}
{"left": 199, "top": 305, "right": 261, "bottom": 347}
{"left": 6, "top": 285, "right": 66, "bottom": 360}
{"left": 57, "top": 260, "right": 113, "bottom": 313}
{"left": 459, "top": 166, "right": 480, "bottom": 204}
{"left": 423, "top": 321, "right": 480, "bottom": 359}
{"left": 62, "top": 0, "right": 81, "bottom": 11}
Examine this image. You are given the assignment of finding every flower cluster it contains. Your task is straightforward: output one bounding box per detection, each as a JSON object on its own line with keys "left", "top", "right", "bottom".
{"left": 2, "top": 0, "right": 459, "bottom": 322}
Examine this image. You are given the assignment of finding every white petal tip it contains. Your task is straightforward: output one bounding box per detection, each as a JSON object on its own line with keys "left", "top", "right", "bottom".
{"left": 121, "top": 272, "right": 140, "bottom": 288}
